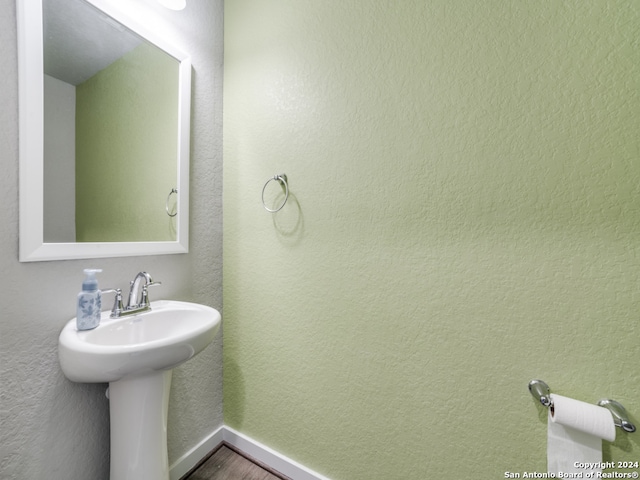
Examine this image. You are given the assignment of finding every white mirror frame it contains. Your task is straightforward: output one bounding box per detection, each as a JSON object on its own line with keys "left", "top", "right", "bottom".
{"left": 17, "top": 0, "right": 191, "bottom": 262}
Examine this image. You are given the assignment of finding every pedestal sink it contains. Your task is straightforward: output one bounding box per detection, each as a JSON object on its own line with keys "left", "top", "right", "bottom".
{"left": 58, "top": 300, "right": 221, "bottom": 480}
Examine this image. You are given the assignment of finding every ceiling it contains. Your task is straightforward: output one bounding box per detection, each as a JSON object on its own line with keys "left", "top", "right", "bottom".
{"left": 43, "top": 0, "right": 142, "bottom": 85}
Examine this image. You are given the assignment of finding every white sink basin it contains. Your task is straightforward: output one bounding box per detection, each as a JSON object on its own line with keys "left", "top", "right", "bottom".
{"left": 59, "top": 300, "right": 221, "bottom": 383}
{"left": 58, "top": 299, "right": 221, "bottom": 480}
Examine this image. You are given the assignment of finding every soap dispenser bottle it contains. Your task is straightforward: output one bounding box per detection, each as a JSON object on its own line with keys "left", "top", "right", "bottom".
{"left": 76, "top": 269, "right": 103, "bottom": 331}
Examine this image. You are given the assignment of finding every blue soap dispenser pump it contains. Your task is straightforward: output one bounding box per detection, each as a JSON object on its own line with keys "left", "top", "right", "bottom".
{"left": 76, "top": 269, "right": 103, "bottom": 331}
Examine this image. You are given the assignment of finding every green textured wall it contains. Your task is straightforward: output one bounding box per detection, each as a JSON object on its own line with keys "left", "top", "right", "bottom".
{"left": 76, "top": 42, "right": 178, "bottom": 242}
{"left": 223, "top": 1, "right": 640, "bottom": 479}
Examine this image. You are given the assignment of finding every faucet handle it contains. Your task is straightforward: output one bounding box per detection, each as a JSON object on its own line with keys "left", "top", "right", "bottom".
{"left": 102, "top": 288, "right": 123, "bottom": 318}
{"left": 140, "top": 282, "right": 161, "bottom": 307}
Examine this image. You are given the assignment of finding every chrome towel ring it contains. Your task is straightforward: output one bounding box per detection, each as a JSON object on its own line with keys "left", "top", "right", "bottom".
{"left": 262, "top": 174, "right": 289, "bottom": 213}
{"left": 166, "top": 188, "right": 178, "bottom": 217}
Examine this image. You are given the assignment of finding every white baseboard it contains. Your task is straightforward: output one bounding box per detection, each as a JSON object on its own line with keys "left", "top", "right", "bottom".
{"left": 169, "top": 425, "right": 225, "bottom": 480}
{"left": 169, "top": 425, "right": 331, "bottom": 480}
{"left": 222, "top": 426, "right": 331, "bottom": 480}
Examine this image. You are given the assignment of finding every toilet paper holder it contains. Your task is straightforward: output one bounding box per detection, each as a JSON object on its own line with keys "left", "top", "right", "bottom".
{"left": 528, "top": 379, "right": 636, "bottom": 433}
{"left": 598, "top": 399, "right": 637, "bottom": 433}
{"left": 529, "top": 379, "right": 553, "bottom": 407}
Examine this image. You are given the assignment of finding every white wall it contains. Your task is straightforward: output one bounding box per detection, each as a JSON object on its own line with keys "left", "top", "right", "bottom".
{"left": 0, "top": 0, "right": 224, "bottom": 478}
{"left": 43, "top": 74, "right": 75, "bottom": 242}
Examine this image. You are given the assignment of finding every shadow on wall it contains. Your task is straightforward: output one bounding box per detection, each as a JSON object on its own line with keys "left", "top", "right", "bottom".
{"left": 267, "top": 188, "right": 304, "bottom": 246}
{"left": 224, "top": 357, "right": 246, "bottom": 428}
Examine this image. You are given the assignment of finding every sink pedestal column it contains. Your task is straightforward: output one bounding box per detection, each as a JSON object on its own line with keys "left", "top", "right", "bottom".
{"left": 108, "top": 370, "right": 173, "bottom": 480}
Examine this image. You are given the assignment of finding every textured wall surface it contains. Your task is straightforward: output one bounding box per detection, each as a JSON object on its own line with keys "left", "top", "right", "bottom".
{"left": 0, "top": 0, "right": 224, "bottom": 478}
{"left": 223, "top": 1, "right": 640, "bottom": 479}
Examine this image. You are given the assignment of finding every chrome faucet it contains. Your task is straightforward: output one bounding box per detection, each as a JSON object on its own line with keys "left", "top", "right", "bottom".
{"left": 128, "top": 272, "right": 153, "bottom": 309}
{"left": 103, "top": 272, "right": 161, "bottom": 318}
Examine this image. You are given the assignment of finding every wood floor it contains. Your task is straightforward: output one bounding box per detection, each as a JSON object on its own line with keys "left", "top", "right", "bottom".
{"left": 182, "top": 444, "right": 291, "bottom": 480}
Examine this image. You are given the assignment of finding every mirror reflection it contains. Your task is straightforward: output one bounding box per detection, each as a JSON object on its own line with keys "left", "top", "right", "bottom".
{"left": 42, "top": 0, "right": 180, "bottom": 243}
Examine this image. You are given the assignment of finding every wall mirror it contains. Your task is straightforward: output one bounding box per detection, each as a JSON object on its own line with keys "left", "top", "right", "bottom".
{"left": 17, "top": 0, "right": 191, "bottom": 262}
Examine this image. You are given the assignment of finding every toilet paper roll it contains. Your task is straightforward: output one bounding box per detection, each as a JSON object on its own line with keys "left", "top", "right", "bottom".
{"left": 547, "top": 393, "right": 616, "bottom": 475}
{"left": 549, "top": 394, "right": 616, "bottom": 442}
